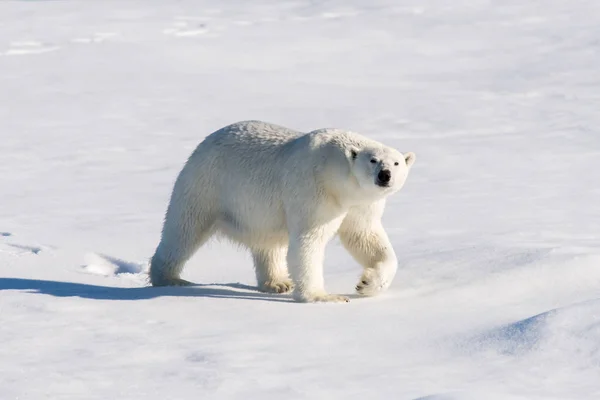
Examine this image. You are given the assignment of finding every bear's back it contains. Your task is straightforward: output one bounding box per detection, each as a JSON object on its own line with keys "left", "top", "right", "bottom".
{"left": 187, "top": 120, "right": 303, "bottom": 180}
{"left": 209, "top": 120, "right": 301, "bottom": 151}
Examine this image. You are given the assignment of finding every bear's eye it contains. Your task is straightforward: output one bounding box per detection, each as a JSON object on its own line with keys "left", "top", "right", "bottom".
{"left": 350, "top": 150, "right": 357, "bottom": 160}
{"left": 370, "top": 159, "right": 377, "bottom": 164}
{"left": 394, "top": 162, "right": 399, "bottom": 166}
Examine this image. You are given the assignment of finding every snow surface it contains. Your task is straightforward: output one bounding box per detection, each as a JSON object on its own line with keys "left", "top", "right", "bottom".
{"left": 1, "top": 1, "right": 599, "bottom": 399}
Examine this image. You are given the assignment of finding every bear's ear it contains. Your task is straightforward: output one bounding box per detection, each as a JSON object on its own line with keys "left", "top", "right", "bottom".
{"left": 348, "top": 147, "right": 359, "bottom": 161}
{"left": 404, "top": 152, "right": 416, "bottom": 167}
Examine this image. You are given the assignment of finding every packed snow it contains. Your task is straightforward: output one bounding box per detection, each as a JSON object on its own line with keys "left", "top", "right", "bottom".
{"left": 1, "top": 1, "right": 599, "bottom": 399}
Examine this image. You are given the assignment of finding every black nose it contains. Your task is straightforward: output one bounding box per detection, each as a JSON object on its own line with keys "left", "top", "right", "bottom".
{"left": 377, "top": 169, "right": 391, "bottom": 186}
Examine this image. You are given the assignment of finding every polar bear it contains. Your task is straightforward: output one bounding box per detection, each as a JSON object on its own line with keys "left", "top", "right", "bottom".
{"left": 149, "top": 120, "right": 415, "bottom": 303}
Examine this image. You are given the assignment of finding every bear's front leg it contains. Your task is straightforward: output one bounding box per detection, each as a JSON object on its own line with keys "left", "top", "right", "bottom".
{"left": 287, "top": 227, "right": 349, "bottom": 303}
{"left": 343, "top": 227, "right": 398, "bottom": 296}
{"left": 339, "top": 203, "right": 399, "bottom": 297}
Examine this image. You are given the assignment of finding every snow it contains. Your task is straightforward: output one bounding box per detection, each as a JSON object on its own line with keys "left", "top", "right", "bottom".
{"left": 1, "top": 0, "right": 599, "bottom": 399}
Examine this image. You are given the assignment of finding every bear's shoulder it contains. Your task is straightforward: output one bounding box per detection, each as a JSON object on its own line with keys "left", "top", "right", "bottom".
{"left": 305, "top": 128, "right": 380, "bottom": 152}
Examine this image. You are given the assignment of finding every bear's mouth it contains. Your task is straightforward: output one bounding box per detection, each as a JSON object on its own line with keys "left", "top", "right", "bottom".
{"left": 375, "top": 179, "right": 390, "bottom": 188}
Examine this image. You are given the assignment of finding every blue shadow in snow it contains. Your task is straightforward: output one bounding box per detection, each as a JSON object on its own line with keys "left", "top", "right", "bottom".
{"left": 0, "top": 278, "right": 293, "bottom": 303}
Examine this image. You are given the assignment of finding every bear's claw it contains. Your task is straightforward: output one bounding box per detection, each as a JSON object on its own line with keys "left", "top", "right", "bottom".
{"left": 259, "top": 279, "right": 294, "bottom": 294}
{"left": 355, "top": 275, "right": 387, "bottom": 296}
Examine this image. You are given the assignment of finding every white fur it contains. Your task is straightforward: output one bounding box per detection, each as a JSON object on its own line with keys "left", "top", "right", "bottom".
{"left": 149, "top": 120, "right": 416, "bottom": 303}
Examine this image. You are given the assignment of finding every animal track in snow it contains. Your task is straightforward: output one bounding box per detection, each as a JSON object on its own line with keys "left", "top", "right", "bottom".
{"left": 81, "top": 252, "right": 146, "bottom": 277}
{"left": 163, "top": 19, "right": 211, "bottom": 37}
{"left": 70, "top": 32, "right": 119, "bottom": 44}
{"left": 0, "top": 232, "right": 12, "bottom": 237}
{"left": 7, "top": 244, "right": 42, "bottom": 255}
{"left": 291, "top": 9, "right": 360, "bottom": 22}
{"left": 231, "top": 20, "right": 254, "bottom": 26}
{"left": 319, "top": 10, "right": 360, "bottom": 19}
{"left": 3, "top": 41, "right": 60, "bottom": 56}
{"left": 0, "top": 242, "right": 47, "bottom": 256}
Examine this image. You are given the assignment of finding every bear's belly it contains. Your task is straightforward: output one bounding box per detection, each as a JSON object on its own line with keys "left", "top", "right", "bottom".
{"left": 215, "top": 204, "right": 289, "bottom": 248}
{"left": 210, "top": 150, "right": 291, "bottom": 247}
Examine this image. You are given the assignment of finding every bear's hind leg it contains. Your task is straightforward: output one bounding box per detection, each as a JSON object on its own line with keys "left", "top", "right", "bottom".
{"left": 252, "top": 247, "right": 293, "bottom": 294}
{"left": 149, "top": 203, "right": 215, "bottom": 287}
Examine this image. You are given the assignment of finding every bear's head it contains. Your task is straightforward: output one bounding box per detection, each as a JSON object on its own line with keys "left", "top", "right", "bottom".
{"left": 348, "top": 144, "right": 416, "bottom": 199}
